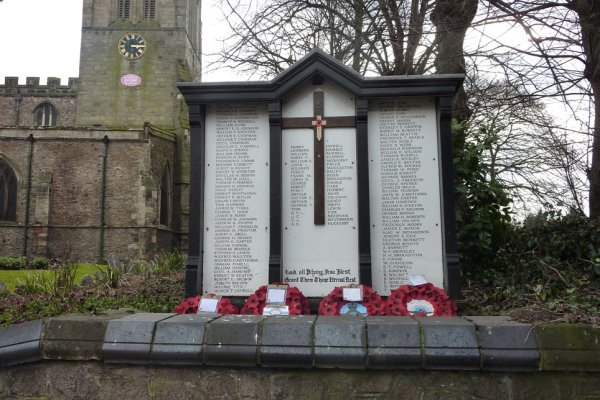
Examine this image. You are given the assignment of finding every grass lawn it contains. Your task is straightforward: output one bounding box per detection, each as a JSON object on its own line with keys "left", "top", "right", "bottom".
{"left": 0, "top": 264, "right": 105, "bottom": 293}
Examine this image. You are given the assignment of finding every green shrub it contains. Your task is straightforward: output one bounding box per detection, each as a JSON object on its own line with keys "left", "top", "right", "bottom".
{"left": 29, "top": 257, "right": 50, "bottom": 269}
{"left": 95, "top": 264, "right": 120, "bottom": 289}
{"left": 0, "top": 256, "right": 27, "bottom": 270}
{"left": 453, "top": 121, "right": 512, "bottom": 277}
{"left": 462, "top": 208, "right": 600, "bottom": 316}
{"left": 150, "top": 250, "right": 185, "bottom": 275}
{"left": 15, "top": 272, "right": 53, "bottom": 295}
{"left": 53, "top": 263, "right": 77, "bottom": 296}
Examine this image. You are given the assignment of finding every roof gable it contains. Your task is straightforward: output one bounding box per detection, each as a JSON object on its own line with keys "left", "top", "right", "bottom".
{"left": 178, "top": 48, "right": 464, "bottom": 103}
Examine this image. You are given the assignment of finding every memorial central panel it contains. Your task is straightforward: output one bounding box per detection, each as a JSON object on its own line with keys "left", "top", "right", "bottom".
{"left": 281, "top": 82, "right": 360, "bottom": 297}
{"left": 203, "top": 103, "right": 270, "bottom": 296}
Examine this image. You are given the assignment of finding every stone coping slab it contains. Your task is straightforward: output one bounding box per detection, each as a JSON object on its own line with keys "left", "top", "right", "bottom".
{"left": 419, "top": 317, "right": 480, "bottom": 370}
{"left": 151, "top": 314, "right": 216, "bottom": 365}
{"left": 466, "top": 316, "right": 539, "bottom": 371}
{"left": 0, "top": 319, "right": 43, "bottom": 367}
{"left": 366, "top": 316, "right": 421, "bottom": 369}
{"left": 1, "top": 313, "right": 599, "bottom": 371}
{"left": 535, "top": 323, "right": 600, "bottom": 371}
{"left": 103, "top": 313, "right": 175, "bottom": 364}
{"left": 259, "top": 315, "right": 316, "bottom": 368}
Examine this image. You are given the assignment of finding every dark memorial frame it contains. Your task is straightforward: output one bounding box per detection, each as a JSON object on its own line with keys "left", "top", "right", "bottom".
{"left": 179, "top": 49, "right": 464, "bottom": 303}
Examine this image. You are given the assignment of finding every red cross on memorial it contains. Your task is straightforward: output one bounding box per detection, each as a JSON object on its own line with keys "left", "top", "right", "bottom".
{"left": 282, "top": 91, "right": 356, "bottom": 225}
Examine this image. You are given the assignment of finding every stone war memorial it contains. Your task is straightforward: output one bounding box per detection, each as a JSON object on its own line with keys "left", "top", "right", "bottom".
{"left": 179, "top": 49, "right": 462, "bottom": 303}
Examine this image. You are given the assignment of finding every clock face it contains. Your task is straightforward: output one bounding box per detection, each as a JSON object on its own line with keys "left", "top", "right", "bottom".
{"left": 118, "top": 33, "right": 147, "bottom": 59}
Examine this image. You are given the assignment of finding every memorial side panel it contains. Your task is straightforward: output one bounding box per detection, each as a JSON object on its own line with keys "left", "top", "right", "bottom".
{"left": 368, "top": 98, "right": 444, "bottom": 294}
{"left": 203, "top": 103, "right": 270, "bottom": 296}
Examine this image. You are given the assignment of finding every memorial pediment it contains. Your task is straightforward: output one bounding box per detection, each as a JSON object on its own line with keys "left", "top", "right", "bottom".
{"left": 179, "top": 48, "right": 462, "bottom": 103}
{"left": 179, "top": 49, "right": 464, "bottom": 304}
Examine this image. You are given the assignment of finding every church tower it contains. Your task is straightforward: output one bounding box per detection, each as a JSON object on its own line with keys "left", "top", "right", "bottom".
{"left": 76, "top": 0, "right": 201, "bottom": 127}
{"left": 0, "top": 0, "right": 200, "bottom": 261}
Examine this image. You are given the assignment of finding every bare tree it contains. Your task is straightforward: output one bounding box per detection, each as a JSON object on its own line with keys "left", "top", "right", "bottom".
{"left": 479, "top": 0, "right": 599, "bottom": 217}
{"left": 208, "top": 0, "right": 596, "bottom": 216}
{"left": 211, "top": 0, "right": 444, "bottom": 77}
{"left": 466, "top": 77, "right": 588, "bottom": 214}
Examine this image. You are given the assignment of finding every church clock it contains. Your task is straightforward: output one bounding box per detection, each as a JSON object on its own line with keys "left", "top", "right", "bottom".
{"left": 118, "top": 33, "right": 147, "bottom": 59}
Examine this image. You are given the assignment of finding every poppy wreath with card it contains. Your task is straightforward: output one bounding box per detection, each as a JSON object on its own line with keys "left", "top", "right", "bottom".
{"left": 173, "top": 295, "right": 239, "bottom": 315}
{"left": 240, "top": 283, "right": 310, "bottom": 315}
{"left": 318, "top": 285, "right": 386, "bottom": 316}
{"left": 385, "top": 283, "right": 457, "bottom": 317}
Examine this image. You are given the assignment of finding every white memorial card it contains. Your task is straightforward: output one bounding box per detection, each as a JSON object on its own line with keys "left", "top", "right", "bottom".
{"left": 266, "top": 287, "right": 287, "bottom": 304}
{"left": 198, "top": 297, "right": 220, "bottom": 313}
{"left": 203, "top": 103, "right": 270, "bottom": 296}
{"left": 343, "top": 286, "right": 363, "bottom": 302}
{"left": 368, "top": 98, "right": 444, "bottom": 294}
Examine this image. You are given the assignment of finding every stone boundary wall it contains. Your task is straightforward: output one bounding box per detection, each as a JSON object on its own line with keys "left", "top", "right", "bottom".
{"left": 1, "top": 313, "right": 599, "bottom": 399}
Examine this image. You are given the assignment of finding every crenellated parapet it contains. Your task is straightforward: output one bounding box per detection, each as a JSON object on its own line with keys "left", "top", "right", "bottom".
{"left": 0, "top": 76, "right": 79, "bottom": 97}
{"left": 0, "top": 77, "right": 79, "bottom": 127}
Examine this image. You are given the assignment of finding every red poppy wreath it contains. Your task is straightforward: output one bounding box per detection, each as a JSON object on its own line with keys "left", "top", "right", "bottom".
{"left": 240, "top": 283, "right": 310, "bottom": 315}
{"left": 385, "top": 283, "right": 457, "bottom": 317}
{"left": 318, "top": 285, "right": 386, "bottom": 316}
{"left": 173, "top": 295, "right": 239, "bottom": 315}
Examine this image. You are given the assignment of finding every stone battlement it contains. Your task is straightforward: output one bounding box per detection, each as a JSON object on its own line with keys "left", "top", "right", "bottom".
{"left": 0, "top": 76, "right": 79, "bottom": 97}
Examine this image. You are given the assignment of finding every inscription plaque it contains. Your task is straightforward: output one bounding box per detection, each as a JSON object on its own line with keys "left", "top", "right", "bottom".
{"left": 368, "top": 98, "right": 444, "bottom": 294}
{"left": 203, "top": 103, "right": 270, "bottom": 295}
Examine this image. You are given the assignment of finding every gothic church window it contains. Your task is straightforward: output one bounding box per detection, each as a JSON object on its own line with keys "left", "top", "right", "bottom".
{"left": 117, "top": 0, "right": 131, "bottom": 19}
{"left": 0, "top": 158, "right": 17, "bottom": 221}
{"left": 144, "top": 0, "right": 156, "bottom": 19}
{"left": 159, "top": 165, "right": 170, "bottom": 226}
{"left": 34, "top": 102, "right": 58, "bottom": 127}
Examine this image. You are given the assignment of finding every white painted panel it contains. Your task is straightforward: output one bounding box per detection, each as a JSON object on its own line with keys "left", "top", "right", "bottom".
{"left": 203, "top": 103, "right": 270, "bottom": 296}
{"left": 281, "top": 81, "right": 359, "bottom": 297}
{"left": 368, "top": 98, "right": 444, "bottom": 294}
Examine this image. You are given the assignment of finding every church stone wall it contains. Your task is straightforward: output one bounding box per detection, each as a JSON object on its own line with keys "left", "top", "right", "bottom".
{"left": 76, "top": 29, "right": 190, "bottom": 128}
{"left": 0, "top": 0, "right": 195, "bottom": 261}
{"left": 0, "top": 77, "right": 78, "bottom": 127}
{"left": 0, "top": 136, "right": 29, "bottom": 255}
{"left": 149, "top": 129, "right": 181, "bottom": 249}
{"left": 16, "top": 97, "right": 77, "bottom": 127}
{"left": 0, "top": 128, "right": 178, "bottom": 262}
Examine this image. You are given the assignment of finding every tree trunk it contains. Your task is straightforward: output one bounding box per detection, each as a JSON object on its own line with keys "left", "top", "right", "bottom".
{"left": 431, "top": 0, "right": 478, "bottom": 149}
{"left": 589, "top": 85, "right": 600, "bottom": 218}
{"left": 572, "top": 0, "right": 600, "bottom": 218}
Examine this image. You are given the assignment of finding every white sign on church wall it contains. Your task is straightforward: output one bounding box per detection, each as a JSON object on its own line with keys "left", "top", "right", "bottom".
{"left": 202, "top": 103, "right": 271, "bottom": 296}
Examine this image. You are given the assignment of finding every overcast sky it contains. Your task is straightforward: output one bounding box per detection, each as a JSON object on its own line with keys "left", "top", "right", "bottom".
{"left": 0, "top": 0, "right": 230, "bottom": 84}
